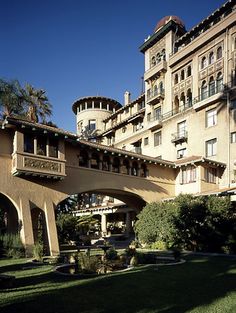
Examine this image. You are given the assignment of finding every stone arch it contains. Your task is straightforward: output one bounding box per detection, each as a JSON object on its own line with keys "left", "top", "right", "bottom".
{"left": 0, "top": 192, "right": 19, "bottom": 235}
{"left": 174, "top": 95, "right": 180, "bottom": 113}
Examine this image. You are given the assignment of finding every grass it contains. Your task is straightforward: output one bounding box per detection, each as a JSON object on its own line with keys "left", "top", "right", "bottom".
{"left": 1, "top": 255, "right": 236, "bottom": 313}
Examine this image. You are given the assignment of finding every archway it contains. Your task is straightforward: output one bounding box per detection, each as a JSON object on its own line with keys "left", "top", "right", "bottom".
{"left": 0, "top": 193, "right": 19, "bottom": 235}
{"left": 31, "top": 207, "right": 49, "bottom": 255}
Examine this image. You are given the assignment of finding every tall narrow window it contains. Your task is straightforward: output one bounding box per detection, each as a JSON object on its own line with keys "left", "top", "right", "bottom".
{"left": 216, "top": 46, "right": 222, "bottom": 59}
{"left": 216, "top": 72, "right": 223, "bottom": 92}
{"left": 178, "top": 120, "right": 186, "bottom": 137}
{"left": 205, "top": 167, "right": 217, "bottom": 183}
{"left": 49, "top": 138, "right": 58, "bottom": 158}
{"left": 89, "top": 119, "right": 96, "bottom": 131}
{"left": 201, "top": 80, "right": 207, "bottom": 100}
{"left": 206, "top": 138, "right": 217, "bottom": 157}
{"left": 154, "top": 107, "right": 161, "bottom": 120}
{"left": 206, "top": 109, "right": 217, "bottom": 127}
{"left": 231, "top": 132, "right": 236, "bottom": 143}
{"left": 174, "top": 74, "right": 179, "bottom": 85}
{"left": 187, "top": 66, "right": 192, "bottom": 77}
{"left": 37, "top": 136, "right": 46, "bottom": 156}
{"left": 154, "top": 131, "right": 162, "bottom": 146}
{"left": 209, "top": 51, "right": 214, "bottom": 64}
{"left": 209, "top": 76, "right": 215, "bottom": 96}
{"left": 151, "top": 56, "right": 156, "bottom": 67}
{"left": 201, "top": 56, "right": 207, "bottom": 69}
{"left": 181, "top": 69, "right": 185, "bottom": 81}
{"left": 24, "top": 133, "right": 34, "bottom": 154}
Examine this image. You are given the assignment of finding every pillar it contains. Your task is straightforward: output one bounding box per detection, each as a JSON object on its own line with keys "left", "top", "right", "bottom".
{"left": 125, "top": 211, "right": 132, "bottom": 236}
{"left": 101, "top": 214, "right": 107, "bottom": 236}
{"left": 44, "top": 200, "right": 59, "bottom": 256}
{"left": 19, "top": 197, "right": 34, "bottom": 257}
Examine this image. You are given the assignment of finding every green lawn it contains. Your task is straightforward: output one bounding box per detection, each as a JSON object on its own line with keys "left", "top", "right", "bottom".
{"left": 1, "top": 255, "right": 236, "bottom": 313}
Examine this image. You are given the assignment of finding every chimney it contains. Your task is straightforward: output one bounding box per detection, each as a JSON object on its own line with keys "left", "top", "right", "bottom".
{"left": 124, "top": 91, "right": 131, "bottom": 105}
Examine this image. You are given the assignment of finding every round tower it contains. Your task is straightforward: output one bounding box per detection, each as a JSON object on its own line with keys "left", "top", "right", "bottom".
{"left": 72, "top": 96, "right": 122, "bottom": 138}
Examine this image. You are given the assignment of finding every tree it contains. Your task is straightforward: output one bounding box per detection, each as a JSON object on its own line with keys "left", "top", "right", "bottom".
{"left": 134, "top": 201, "right": 178, "bottom": 245}
{"left": 20, "top": 83, "right": 52, "bottom": 123}
{"left": 0, "top": 79, "right": 24, "bottom": 118}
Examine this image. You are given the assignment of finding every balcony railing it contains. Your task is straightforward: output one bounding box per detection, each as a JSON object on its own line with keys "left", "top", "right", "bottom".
{"left": 147, "top": 114, "right": 162, "bottom": 130}
{"left": 194, "top": 84, "right": 224, "bottom": 104}
{"left": 12, "top": 152, "right": 66, "bottom": 179}
{"left": 147, "top": 89, "right": 165, "bottom": 104}
{"left": 162, "top": 101, "right": 193, "bottom": 120}
{"left": 171, "top": 130, "right": 188, "bottom": 144}
{"left": 130, "top": 147, "right": 142, "bottom": 154}
{"left": 144, "top": 60, "right": 167, "bottom": 81}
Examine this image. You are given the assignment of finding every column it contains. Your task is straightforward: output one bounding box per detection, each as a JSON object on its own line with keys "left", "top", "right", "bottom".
{"left": 125, "top": 211, "right": 132, "bottom": 235}
{"left": 44, "top": 200, "right": 59, "bottom": 256}
{"left": 19, "top": 197, "right": 34, "bottom": 257}
{"left": 101, "top": 214, "right": 107, "bottom": 236}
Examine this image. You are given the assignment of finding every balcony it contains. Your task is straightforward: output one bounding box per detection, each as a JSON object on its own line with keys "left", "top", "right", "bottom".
{"left": 162, "top": 101, "right": 193, "bottom": 121}
{"left": 144, "top": 60, "right": 167, "bottom": 81}
{"left": 130, "top": 147, "right": 142, "bottom": 154}
{"left": 12, "top": 152, "right": 66, "bottom": 179}
{"left": 147, "top": 114, "right": 162, "bottom": 131}
{"left": 171, "top": 130, "right": 188, "bottom": 144}
{"left": 147, "top": 89, "right": 165, "bottom": 105}
{"left": 193, "top": 84, "right": 224, "bottom": 111}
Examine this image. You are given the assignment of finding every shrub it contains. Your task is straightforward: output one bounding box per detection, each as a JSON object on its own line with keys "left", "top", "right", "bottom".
{"left": 0, "top": 233, "right": 25, "bottom": 258}
{"left": 130, "top": 255, "right": 138, "bottom": 267}
{"left": 151, "top": 240, "right": 167, "bottom": 250}
{"left": 106, "top": 247, "right": 118, "bottom": 260}
{"left": 33, "top": 241, "right": 44, "bottom": 261}
{"left": 78, "top": 253, "right": 100, "bottom": 274}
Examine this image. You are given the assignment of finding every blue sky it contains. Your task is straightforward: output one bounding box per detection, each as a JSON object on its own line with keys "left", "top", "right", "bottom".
{"left": 0, "top": 0, "right": 225, "bottom": 132}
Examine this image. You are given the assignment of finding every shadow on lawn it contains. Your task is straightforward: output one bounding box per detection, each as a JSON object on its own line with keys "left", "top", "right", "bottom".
{"left": 1, "top": 256, "right": 236, "bottom": 313}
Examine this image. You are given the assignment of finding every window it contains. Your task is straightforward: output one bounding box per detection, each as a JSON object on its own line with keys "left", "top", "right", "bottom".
{"left": 177, "top": 148, "right": 186, "bottom": 159}
{"left": 144, "top": 137, "right": 149, "bottom": 146}
{"left": 187, "top": 89, "right": 192, "bottom": 106}
{"left": 151, "top": 56, "right": 156, "bottom": 67}
{"left": 37, "top": 136, "right": 46, "bottom": 156}
{"left": 125, "top": 107, "right": 129, "bottom": 114}
{"left": 201, "top": 56, "right": 207, "bottom": 69}
{"left": 174, "top": 74, "right": 178, "bottom": 85}
{"left": 201, "top": 80, "right": 207, "bottom": 100}
{"left": 216, "top": 46, "right": 222, "bottom": 59}
{"left": 206, "top": 109, "right": 217, "bottom": 127}
{"left": 216, "top": 72, "right": 223, "bottom": 92}
{"left": 187, "top": 66, "right": 192, "bottom": 77}
{"left": 156, "top": 53, "right": 161, "bottom": 63}
{"left": 133, "top": 121, "right": 143, "bottom": 132}
{"left": 159, "top": 81, "right": 164, "bottom": 94}
{"left": 154, "top": 107, "right": 161, "bottom": 120}
{"left": 205, "top": 167, "right": 217, "bottom": 183}
{"left": 206, "top": 138, "right": 217, "bottom": 157}
{"left": 177, "top": 120, "right": 186, "bottom": 137}
{"left": 154, "top": 131, "right": 162, "bottom": 146}
{"left": 122, "top": 127, "right": 126, "bottom": 133}
{"left": 181, "top": 70, "right": 185, "bottom": 81}
{"left": 209, "top": 51, "right": 214, "bottom": 64}
{"left": 24, "top": 133, "right": 34, "bottom": 154}
{"left": 179, "top": 166, "right": 196, "bottom": 184}
{"left": 209, "top": 76, "right": 215, "bottom": 96}
{"left": 88, "top": 119, "right": 96, "bottom": 131}
{"left": 49, "top": 138, "right": 58, "bottom": 158}
{"left": 231, "top": 132, "right": 236, "bottom": 143}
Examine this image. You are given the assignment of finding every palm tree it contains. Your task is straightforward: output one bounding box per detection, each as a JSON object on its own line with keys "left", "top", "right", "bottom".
{"left": 21, "top": 84, "right": 52, "bottom": 123}
{"left": 0, "top": 79, "right": 24, "bottom": 118}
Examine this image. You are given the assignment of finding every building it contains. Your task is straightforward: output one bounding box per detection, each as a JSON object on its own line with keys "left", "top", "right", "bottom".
{"left": 1, "top": 0, "right": 236, "bottom": 255}
{"left": 73, "top": 0, "right": 236, "bottom": 198}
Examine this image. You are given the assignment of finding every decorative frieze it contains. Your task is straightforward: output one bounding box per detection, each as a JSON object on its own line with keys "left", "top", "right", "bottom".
{"left": 24, "top": 157, "right": 61, "bottom": 173}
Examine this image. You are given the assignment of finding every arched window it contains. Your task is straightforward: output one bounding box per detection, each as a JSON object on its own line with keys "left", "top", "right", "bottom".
{"left": 181, "top": 70, "right": 185, "bottom": 81}
{"left": 209, "top": 76, "right": 215, "bottom": 96}
{"left": 102, "top": 155, "right": 110, "bottom": 171}
{"left": 187, "top": 89, "right": 192, "bottom": 106}
{"left": 180, "top": 92, "right": 185, "bottom": 106}
{"left": 201, "top": 80, "right": 207, "bottom": 100}
{"left": 121, "top": 159, "right": 130, "bottom": 175}
{"left": 174, "top": 74, "right": 179, "bottom": 85}
{"left": 112, "top": 157, "right": 120, "bottom": 173}
{"left": 153, "top": 84, "right": 158, "bottom": 96}
{"left": 140, "top": 164, "right": 148, "bottom": 177}
{"left": 131, "top": 161, "right": 138, "bottom": 176}
{"left": 216, "top": 46, "right": 222, "bottom": 59}
{"left": 91, "top": 153, "right": 99, "bottom": 169}
{"left": 79, "top": 150, "right": 88, "bottom": 167}
{"left": 187, "top": 66, "right": 192, "bottom": 77}
{"left": 162, "top": 49, "right": 166, "bottom": 61}
{"left": 159, "top": 81, "right": 164, "bottom": 94}
{"left": 151, "top": 56, "right": 156, "bottom": 67}
{"left": 201, "top": 56, "right": 207, "bottom": 69}
{"left": 216, "top": 72, "right": 223, "bottom": 92}
{"left": 209, "top": 51, "right": 214, "bottom": 64}
{"left": 174, "top": 96, "right": 180, "bottom": 113}
{"left": 156, "top": 53, "right": 161, "bottom": 63}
